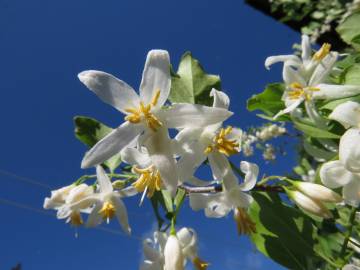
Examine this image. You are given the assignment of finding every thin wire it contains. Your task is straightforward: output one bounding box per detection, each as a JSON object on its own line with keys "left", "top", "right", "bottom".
{"left": 0, "top": 168, "right": 51, "bottom": 189}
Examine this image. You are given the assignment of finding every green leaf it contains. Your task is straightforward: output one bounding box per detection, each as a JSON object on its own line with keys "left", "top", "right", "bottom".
{"left": 170, "top": 52, "right": 221, "bottom": 106}
{"left": 174, "top": 188, "right": 186, "bottom": 218}
{"left": 161, "top": 190, "right": 173, "bottom": 214}
{"left": 337, "top": 11, "right": 360, "bottom": 51}
{"left": 344, "top": 64, "right": 360, "bottom": 85}
{"left": 320, "top": 94, "right": 360, "bottom": 111}
{"left": 247, "top": 83, "right": 286, "bottom": 118}
{"left": 293, "top": 120, "right": 340, "bottom": 139}
{"left": 249, "top": 192, "right": 339, "bottom": 269}
{"left": 249, "top": 192, "right": 319, "bottom": 269}
{"left": 74, "top": 116, "right": 122, "bottom": 172}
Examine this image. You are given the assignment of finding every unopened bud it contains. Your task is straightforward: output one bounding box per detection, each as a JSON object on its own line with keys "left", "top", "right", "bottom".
{"left": 292, "top": 181, "right": 342, "bottom": 203}
{"left": 164, "top": 235, "right": 184, "bottom": 270}
{"left": 287, "top": 190, "right": 333, "bottom": 219}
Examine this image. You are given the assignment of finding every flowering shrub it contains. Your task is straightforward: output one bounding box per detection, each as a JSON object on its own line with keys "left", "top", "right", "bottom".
{"left": 43, "top": 9, "right": 360, "bottom": 269}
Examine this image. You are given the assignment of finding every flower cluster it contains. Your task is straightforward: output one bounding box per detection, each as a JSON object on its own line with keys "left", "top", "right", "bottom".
{"left": 43, "top": 50, "right": 261, "bottom": 269}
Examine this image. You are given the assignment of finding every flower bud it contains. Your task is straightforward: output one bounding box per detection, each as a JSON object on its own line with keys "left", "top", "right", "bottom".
{"left": 292, "top": 181, "right": 342, "bottom": 203}
{"left": 287, "top": 190, "right": 333, "bottom": 219}
{"left": 164, "top": 235, "right": 184, "bottom": 270}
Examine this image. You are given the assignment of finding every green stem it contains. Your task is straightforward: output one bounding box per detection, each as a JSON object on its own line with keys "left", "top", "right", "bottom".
{"left": 257, "top": 175, "right": 285, "bottom": 185}
{"left": 340, "top": 206, "right": 358, "bottom": 259}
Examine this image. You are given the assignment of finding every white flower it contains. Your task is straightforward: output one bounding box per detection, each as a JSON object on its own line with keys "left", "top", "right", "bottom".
{"left": 255, "top": 124, "right": 286, "bottom": 141}
{"left": 164, "top": 235, "right": 184, "bottom": 270}
{"left": 121, "top": 147, "right": 164, "bottom": 203}
{"left": 78, "top": 50, "right": 232, "bottom": 196}
{"left": 63, "top": 166, "right": 137, "bottom": 233}
{"left": 189, "top": 161, "right": 258, "bottom": 234}
{"left": 176, "top": 227, "right": 209, "bottom": 270}
{"left": 46, "top": 183, "right": 94, "bottom": 226}
{"left": 140, "top": 228, "right": 208, "bottom": 270}
{"left": 140, "top": 231, "right": 167, "bottom": 270}
{"left": 286, "top": 189, "right": 333, "bottom": 219}
{"left": 343, "top": 264, "right": 360, "bottom": 270}
{"left": 175, "top": 89, "right": 241, "bottom": 186}
{"left": 265, "top": 35, "right": 360, "bottom": 119}
{"left": 43, "top": 184, "right": 76, "bottom": 209}
{"left": 320, "top": 101, "right": 360, "bottom": 206}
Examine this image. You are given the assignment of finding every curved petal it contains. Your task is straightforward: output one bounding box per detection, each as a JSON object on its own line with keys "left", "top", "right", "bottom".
{"left": 343, "top": 179, "right": 360, "bottom": 207}
{"left": 121, "top": 147, "right": 152, "bottom": 167}
{"left": 96, "top": 165, "right": 113, "bottom": 193}
{"left": 204, "top": 200, "right": 232, "bottom": 218}
{"left": 312, "top": 84, "right": 360, "bottom": 100}
{"left": 329, "top": 101, "right": 360, "bottom": 128}
{"left": 301, "top": 35, "right": 312, "bottom": 63}
{"left": 163, "top": 104, "right": 233, "bottom": 129}
{"left": 340, "top": 128, "right": 360, "bottom": 173}
{"left": 177, "top": 141, "right": 207, "bottom": 184}
{"left": 320, "top": 160, "right": 357, "bottom": 188}
{"left": 309, "top": 52, "right": 338, "bottom": 86}
{"left": 81, "top": 122, "right": 144, "bottom": 168}
{"left": 264, "top": 55, "right": 301, "bottom": 70}
{"left": 140, "top": 50, "right": 171, "bottom": 108}
{"left": 112, "top": 196, "right": 131, "bottom": 234}
{"left": 78, "top": 70, "right": 140, "bottom": 114}
{"left": 65, "top": 184, "right": 93, "bottom": 204}
{"left": 189, "top": 193, "right": 222, "bottom": 211}
{"left": 238, "top": 161, "right": 259, "bottom": 191}
{"left": 176, "top": 227, "right": 193, "bottom": 248}
{"left": 282, "top": 65, "right": 306, "bottom": 86}
{"left": 143, "top": 239, "right": 162, "bottom": 262}
{"left": 86, "top": 203, "right": 103, "bottom": 227}
{"left": 228, "top": 187, "right": 254, "bottom": 208}
{"left": 210, "top": 88, "right": 230, "bottom": 109}
{"left": 145, "top": 128, "right": 178, "bottom": 197}
{"left": 208, "top": 152, "right": 238, "bottom": 190}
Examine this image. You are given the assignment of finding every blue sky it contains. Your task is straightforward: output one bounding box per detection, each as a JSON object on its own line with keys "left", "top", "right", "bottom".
{"left": 0, "top": 0, "right": 300, "bottom": 269}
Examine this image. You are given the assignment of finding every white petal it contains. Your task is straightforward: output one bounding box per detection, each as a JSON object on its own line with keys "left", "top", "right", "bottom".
{"left": 208, "top": 152, "right": 238, "bottom": 190}
{"left": 164, "top": 235, "right": 184, "bottom": 270}
{"left": 238, "top": 161, "right": 258, "bottom": 191}
{"left": 210, "top": 88, "right": 230, "bottom": 109}
{"left": 340, "top": 128, "right": 360, "bottom": 173}
{"left": 282, "top": 65, "right": 306, "bottom": 86}
{"left": 227, "top": 187, "right": 254, "bottom": 208}
{"left": 121, "top": 147, "right": 152, "bottom": 167}
{"left": 301, "top": 35, "right": 312, "bottom": 63}
{"left": 329, "top": 101, "right": 360, "bottom": 128}
{"left": 343, "top": 179, "right": 360, "bottom": 207}
{"left": 163, "top": 104, "right": 233, "bottom": 129}
{"left": 96, "top": 165, "right": 113, "bottom": 193}
{"left": 264, "top": 55, "right": 301, "bottom": 70}
{"left": 140, "top": 50, "right": 171, "bottom": 108}
{"left": 117, "top": 186, "right": 138, "bottom": 197}
{"left": 273, "top": 97, "right": 304, "bottom": 119}
{"left": 309, "top": 52, "right": 338, "bottom": 86}
{"left": 177, "top": 141, "right": 207, "bottom": 184}
{"left": 312, "top": 84, "right": 360, "bottom": 100}
{"left": 112, "top": 196, "right": 131, "bottom": 234}
{"left": 86, "top": 203, "right": 103, "bottom": 227}
{"left": 204, "top": 200, "right": 232, "bottom": 218}
{"left": 320, "top": 160, "right": 357, "bottom": 188}
{"left": 343, "top": 265, "right": 360, "bottom": 270}
{"left": 78, "top": 70, "right": 140, "bottom": 114}
{"left": 186, "top": 176, "right": 214, "bottom": 187}
{"left": 145, "top": 128, "right": 178, "bottom": 197}
{"left": 81, "top": 122, "right": 144, "bottom": 168}
{"left": 143, "top": 239, "right": 162, "bottom": 261}
{"left": 189, "top": 193, "right": 221, "bottom": 211}
{"left": 176, "top": 227, "right": 193, "bottom": 247}
{"left": 65, "top": 184, "right": 93, "bottom": 204}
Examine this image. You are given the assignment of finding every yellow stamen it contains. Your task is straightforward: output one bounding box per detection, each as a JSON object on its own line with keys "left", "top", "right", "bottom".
{"left": 204, "top": 126, "right": 239, "bottom": 156}
{"left": 70, "top": 211, "right": 83, "bottom": 227}
{"left": 132, "top": 166, "right": 162, "bottom": 198}
{"left": 124, "top": 90, "right": 163, "bottom": 131}
{"left": 234, "top": 208, "right": 256, "bottom": 235}
{"left": 151, "top": 89, "right": 161, "bottom": 106}
{"left": 288, "top": 82, "right": 320, "bottom": 101}
{"left": 99, "top": 201, "right": 116, "bottom": 221}
{"left": 313, "top": 43, "right": 331, "bottom": 61}
{"left": 193, "top": 257, "right": 210, "bottom": 270}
